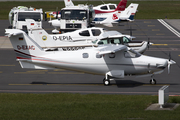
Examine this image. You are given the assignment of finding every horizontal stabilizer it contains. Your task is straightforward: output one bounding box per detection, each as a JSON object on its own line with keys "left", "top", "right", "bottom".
{"left": 19, "top": 61, "right": 54, "bottom": 69}
{"left": 5, "top": 29, "right": 23, "bottom": 37}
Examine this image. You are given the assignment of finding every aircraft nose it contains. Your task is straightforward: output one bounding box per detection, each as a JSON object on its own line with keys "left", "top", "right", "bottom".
{"left": 156, "top": 59, "right": 176, "bottom": 72}
{"left": 156, "top": 59, "right": 168, "bottom": 69}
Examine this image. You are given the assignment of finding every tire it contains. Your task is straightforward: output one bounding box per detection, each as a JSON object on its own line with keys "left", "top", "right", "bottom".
{"left": 150, "top": 79, "right": 156, "bottom": 85}
{"left": 103, "top": 79, "right": 110, "bottom": 86}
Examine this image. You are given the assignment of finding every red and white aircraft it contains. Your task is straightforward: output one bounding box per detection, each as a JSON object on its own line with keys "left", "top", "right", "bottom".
{"left": 93, "top": 0, "right": 139, "bottom": 27}
{"left": 93, "top": 0, "right": 127, "bottom": 14}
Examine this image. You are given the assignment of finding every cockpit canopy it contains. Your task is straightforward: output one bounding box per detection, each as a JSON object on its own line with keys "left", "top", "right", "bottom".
{"left": 93, "top": 36, "right": 131, "bottom": 45}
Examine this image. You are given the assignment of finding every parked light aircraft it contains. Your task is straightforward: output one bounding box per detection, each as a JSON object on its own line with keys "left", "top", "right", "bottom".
{"left": 49, "top": 0, "right": 127, "bottom": 17}
{"left": 5, "top": 28, "right": 175, "bottom": 85}
{"left": 93, "top": 0, "right": 127, "bottom": 14}
{"left": 93, "top": 3, "right": 139, "bottom": 27}
{"left": 24, "top": 19, "right": 149, "bottom": 54}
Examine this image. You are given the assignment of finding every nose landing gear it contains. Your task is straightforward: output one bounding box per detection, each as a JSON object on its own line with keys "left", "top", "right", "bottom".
{"left": 150, "top": 79, "right": 156, "bottom": 85}
{"left": 150, "top": 75, "right": 156, "bottom": 85}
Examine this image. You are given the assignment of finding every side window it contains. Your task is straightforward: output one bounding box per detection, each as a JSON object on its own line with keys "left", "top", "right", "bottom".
{"left": 82, "top": 53, "right": 89, "bottom": 58}
{"left": 98, "top": 39, "right": 108, "bottom": 44}
{"left": 100, "top": 6, "right": 108, "bottom": 10}
{"left": 114, "top": 39, "right": 121, "bottom": 44}
{"left": 91, "top": 29, "right": 101, "bottom": 36}
{"left": 109, "top": 5, "right": 116, "bottom": 10}
{"left": 96, "top": 53, "right": 102, "bottom": 58}
{"left": 79, "top": 30, "right": 90, "bottom": 36}
{"left": 109, "top": 38, "right": 121, "bottom": 44}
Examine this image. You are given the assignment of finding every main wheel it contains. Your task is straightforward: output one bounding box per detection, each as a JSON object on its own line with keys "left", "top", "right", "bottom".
{"left": 103, "top": 79, "right": 110, "bottom": 86}
{"left": 150, "top": 79, "right": 156, "bottom": 85}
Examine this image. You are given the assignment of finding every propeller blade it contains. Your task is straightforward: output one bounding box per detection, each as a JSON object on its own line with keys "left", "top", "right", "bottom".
{"left": 168, "top": 62, "right": 170, "bottom": 74}
{"left": 167, "top": 52, "right": 176, "bottom": 74}
{"left": 169, "top": 52, "right": 171, "bottom": 61}
{"left": 56, "top": 7, "right": 58, "bottom": 19}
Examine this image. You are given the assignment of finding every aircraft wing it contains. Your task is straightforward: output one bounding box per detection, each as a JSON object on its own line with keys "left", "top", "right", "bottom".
{"left": 98, "top": 45, "right": 127, "bottom": 55}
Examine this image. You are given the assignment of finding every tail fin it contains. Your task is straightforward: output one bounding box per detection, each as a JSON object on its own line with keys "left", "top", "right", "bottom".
{"left": 64, "top": 0, "right": 74, "bottom": 7}
{"left": 120, "top": 3, "right": 139, "bottom": 21}
{"left": 115, "top": 0, "right": 127, "bottom": 11}
{"left": 25, "top": 19, "right": 57, "bottom": 49}
{"left": 5, "top": 29, "right": 44, "bottom": 57}
{"left": 5, "top": 29, "right": 54, "bottom": 69}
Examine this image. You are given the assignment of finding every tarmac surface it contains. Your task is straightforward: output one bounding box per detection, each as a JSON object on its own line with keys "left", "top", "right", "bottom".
{"left": 0, "top": 19, "right": 180, "bottom": 95}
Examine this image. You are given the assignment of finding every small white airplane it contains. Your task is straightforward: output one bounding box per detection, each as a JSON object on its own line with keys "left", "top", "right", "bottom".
{"left": 24, "top": 19, "right": 149, "bottom": 54}
{"left": 93, "top": 0, "right": 127, "bottom": 14}
{"left": 5, "top": 28, "right": 175, "bottom": 86}
{"left": 93, "top": 2, "right": 139, "bottom": 27}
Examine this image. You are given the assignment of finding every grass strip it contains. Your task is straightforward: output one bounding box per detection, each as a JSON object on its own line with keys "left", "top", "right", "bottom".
{"left": 0, "top": 1, "right": 180, "bottom": 20}
{"left": 0, "top": 93, "right": 180, "bottom": 120}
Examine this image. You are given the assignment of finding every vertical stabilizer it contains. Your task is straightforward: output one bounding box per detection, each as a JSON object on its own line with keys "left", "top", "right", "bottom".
{"left": 64, "top": 0, "right": 74, "bottom": 7}
{"left": 115, "top": 0, "right": 127, "bottom": 11}
{"left": 5, "top": 29, "right": 54, "bottom": 69}
{"left": 25, "top": 19, "right": 57, "bottom": 48}
{"left": 5, "top": 29, "right": 44, "bottom": 58}
{"left": 120, "top": 3, "right": 139, "bottom": 21}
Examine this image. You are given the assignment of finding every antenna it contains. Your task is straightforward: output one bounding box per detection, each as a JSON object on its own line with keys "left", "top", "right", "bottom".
{"left": 101, "top": 0, "right": 105, "bottom": 4}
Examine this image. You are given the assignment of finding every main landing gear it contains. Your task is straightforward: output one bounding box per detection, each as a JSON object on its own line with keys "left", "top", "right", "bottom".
{"left": 103, "top": 75, "right": 157, "bottom": 86}
{"left": 103, "top": 78, "right": 110, "bottom": 86}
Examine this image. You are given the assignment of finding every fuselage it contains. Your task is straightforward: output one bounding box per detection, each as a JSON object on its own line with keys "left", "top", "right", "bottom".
{"left": 17, "top": 45, "right": 168, "bottom": 77}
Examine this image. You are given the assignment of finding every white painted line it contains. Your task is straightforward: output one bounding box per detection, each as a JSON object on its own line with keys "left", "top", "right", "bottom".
{"left": 158, "top": 19, "right": 180, "bottom": 37}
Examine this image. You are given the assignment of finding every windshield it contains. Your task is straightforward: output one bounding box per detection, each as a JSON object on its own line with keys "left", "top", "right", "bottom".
{"left": 123, "top": 37, "right": 131, "bottom": 43}
{"left": 97, "top": 36, "right": 131, "bottom": 45}
{"left": 61, "top": 10, "right": 87, "bottom": 20}
{"left": 18, "top": 12, "right": 41, "bottom": 21}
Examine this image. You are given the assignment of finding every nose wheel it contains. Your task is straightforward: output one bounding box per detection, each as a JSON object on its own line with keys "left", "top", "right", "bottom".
{"left": 150, "top": 79, "right": 156, "bottom": 85}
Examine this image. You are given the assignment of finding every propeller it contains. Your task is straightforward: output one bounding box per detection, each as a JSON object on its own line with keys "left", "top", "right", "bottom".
{"left": 147, "top": 38, "right": 153, "bottom": 49}
{"left": 56, "top": 7, "right": 58, "bottom": 19}
{"left": 167, "top": 52, "right": 176, "bottom": 74}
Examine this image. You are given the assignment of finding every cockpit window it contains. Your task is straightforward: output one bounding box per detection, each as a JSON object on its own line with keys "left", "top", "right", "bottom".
{"left": 100, "top": 6, "right": 108, "bottom": 10}
{"left": 79, "top": 30, "right": 90, "bottom": 36}
{"left": 109, "top": 5, "right": 116, "bottom": 10}
{"left": 97, "top": 38, "right": 122, "bottom": 45}
{"left": 98, "top": 39, "right": 108, "bottom": 44}
{"left": 124, "top": 49, "right": 141, "bottom": 58}
{"left": 91, "top": 29, "right": 101, "bottom": 36}
{"left": 109, "top": 38, "right": 121, "bottom": 44}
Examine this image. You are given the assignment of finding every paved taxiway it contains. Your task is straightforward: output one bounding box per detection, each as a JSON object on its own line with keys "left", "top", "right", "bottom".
{"left": 0, "top": 19, "right": 180, "bottom": 95}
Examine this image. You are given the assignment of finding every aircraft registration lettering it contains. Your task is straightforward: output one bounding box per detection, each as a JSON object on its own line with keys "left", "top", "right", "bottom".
{"left": 17, "top": 45, "right": 35, "bottom": 50}
{"left": 53, "top": 36, "right": 73, "bottom": 41}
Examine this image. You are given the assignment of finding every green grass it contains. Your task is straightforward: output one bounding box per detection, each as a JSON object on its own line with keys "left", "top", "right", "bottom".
{"left": 0, "top": 93, "right": 180, "bottom": 120}
{"left": 0, "top": 1, "right": 180, "bottom": 20}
